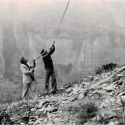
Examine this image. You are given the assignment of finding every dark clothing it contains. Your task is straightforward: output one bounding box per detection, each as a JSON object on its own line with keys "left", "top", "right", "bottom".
{"left": 42, "top": 46, "right": 55, "bottom": 69}
{"left": 45, "top": 68, "right": 57, "bottom": 93}
{"left": 42, "top": 45, "right": 57, "bottom": 93}
{"left": 43, "top": 54, "right": 54, "bottom": 70}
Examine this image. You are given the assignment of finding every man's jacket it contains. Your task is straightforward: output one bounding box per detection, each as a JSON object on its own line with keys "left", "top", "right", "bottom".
{"left": 42, "top": 45, "right": 55, "bottom": 70}
{"left": 20, "top": 64, "right": 33, "bottom": 84}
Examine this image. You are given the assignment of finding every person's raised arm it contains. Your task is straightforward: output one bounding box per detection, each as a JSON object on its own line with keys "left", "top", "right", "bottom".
{"left": 29, "top": 60, "right": 36, "bottom": 69}
{"left": 51, "top": 44, "right": 55, "bottom": 54}
{"left": 43, "top": 44, "right": 55, "bottom": 57}
{"left": 41, "top": 42, "right": 55, "bottom": 58}
{"left": 41, "top": 49, "right": 52, "bottom": 58}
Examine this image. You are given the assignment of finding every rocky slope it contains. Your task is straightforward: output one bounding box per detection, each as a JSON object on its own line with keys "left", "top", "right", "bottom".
{"left": 1, "top": 65, "right": 125, "bottom": 125}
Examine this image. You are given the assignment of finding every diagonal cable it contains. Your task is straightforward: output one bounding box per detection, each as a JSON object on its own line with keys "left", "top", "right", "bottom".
{"left": 56, "top": 0, "right": 71, "bottom": 37}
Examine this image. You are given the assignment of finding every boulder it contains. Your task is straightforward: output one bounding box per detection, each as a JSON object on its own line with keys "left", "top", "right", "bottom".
{"left": 108, "top": 121, "right": 115, "bottom": 125}
{"left": 103, "top": 84, "right": 115, "bottom": 92}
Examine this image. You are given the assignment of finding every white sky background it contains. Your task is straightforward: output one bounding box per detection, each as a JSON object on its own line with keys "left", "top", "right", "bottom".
{"left": 0, "top": 0, "right": 125, "bottom": 41}
{"left": 0, "top": 0, "right": 124, "bottom": 28}
{"left": 0, "top": 0, "right": 122, "bottom": 16}
{"left": 0, "top": 0, "right": 125, "bottom": 45}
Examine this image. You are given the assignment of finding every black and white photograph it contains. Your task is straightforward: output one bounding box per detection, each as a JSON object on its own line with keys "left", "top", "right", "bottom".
{"left": 0, "top": 0, "right": 125, "bottom": 124}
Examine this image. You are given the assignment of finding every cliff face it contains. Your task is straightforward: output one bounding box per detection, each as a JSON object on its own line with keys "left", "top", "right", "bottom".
{"left": 1, "top": 24, "right": 125, "bottom": 82}
{"left": 0, "top": 0, "right": 125, "bottom": 81}
{"left": 0, "top": 27, "right": 5, "bottom": 79}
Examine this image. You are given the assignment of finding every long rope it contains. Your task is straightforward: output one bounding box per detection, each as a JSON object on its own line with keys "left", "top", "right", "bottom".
{"left": 54, "top": 0, "right": 71, "bottom": 65}
{"left": 56, "top": 0, "right": 71, "bottom": 37}
{"left": 34, "top": 0, "right": 71, "bottom": 61}
{"left": 34, "top": 41, "right": 55, "bottom": 60}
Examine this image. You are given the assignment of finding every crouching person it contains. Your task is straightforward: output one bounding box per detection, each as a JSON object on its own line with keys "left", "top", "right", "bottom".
{"left": 20, "top": 57, "right": 36, "bottom": 101}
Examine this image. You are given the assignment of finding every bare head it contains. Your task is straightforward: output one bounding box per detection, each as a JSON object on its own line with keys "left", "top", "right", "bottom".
{"left": 40, "top": 49, "right": 47, "bottom": 54}
{"left": 20, "top": 57, "right": 27, "bottom": 64}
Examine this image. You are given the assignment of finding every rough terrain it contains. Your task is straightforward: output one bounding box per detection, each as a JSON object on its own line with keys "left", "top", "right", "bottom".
{"left": 1, "top": 65, "right": 125, "bottom": 125}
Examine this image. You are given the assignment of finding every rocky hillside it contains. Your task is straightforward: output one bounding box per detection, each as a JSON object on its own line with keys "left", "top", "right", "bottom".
{"left": 1, "top": 65, "right": 125, "bottom": 125}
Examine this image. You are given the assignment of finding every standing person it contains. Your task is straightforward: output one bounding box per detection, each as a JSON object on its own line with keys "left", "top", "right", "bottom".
{"left": 20, "top": 57, "right": 36, "bottom": 100}
{"left": 40, "top": 42, "right": 57, "bottom": 94}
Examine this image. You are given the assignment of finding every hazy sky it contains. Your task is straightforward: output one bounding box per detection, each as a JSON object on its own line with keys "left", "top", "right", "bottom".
{"left": 0, "top": 0, "right": 124, "bottom": 27}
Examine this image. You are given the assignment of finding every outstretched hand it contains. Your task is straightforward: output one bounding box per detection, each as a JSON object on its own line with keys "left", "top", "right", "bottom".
{"left": 32, "top": 69, "right": 34, "bottom": 73}
{"left": 52, "top": 41, "right": 55, "bottom": 46}
{"left": 51, "top": 41, "right": 55, "bottom": 49}
{"left": 33, "top": 59, "right": 36, "bottom": 63}
{"left": 33, "top": 59, "right": 36, "bottom": 65}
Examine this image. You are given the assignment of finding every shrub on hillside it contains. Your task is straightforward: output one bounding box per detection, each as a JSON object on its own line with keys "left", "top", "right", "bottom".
{"left": 95, "top": 63, "right": 118, "bottom": 75}
{"left": 77, "top": 102, "right": 98, "bottom": 124}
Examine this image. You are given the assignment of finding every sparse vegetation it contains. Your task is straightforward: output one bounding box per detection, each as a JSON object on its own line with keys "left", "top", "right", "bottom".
{"left": 95, "top": 63, "right": 118, "bottom": 75}
{"left": 77, "top": 102, "right": 98, "bottom": 124}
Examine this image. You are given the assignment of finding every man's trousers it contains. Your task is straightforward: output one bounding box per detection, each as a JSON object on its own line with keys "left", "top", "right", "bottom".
{"left": 45, "top": 68, "right": 57, "bottom": 93}
{"left": 22, "top": 81, "right": 37, "bottom": 100}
